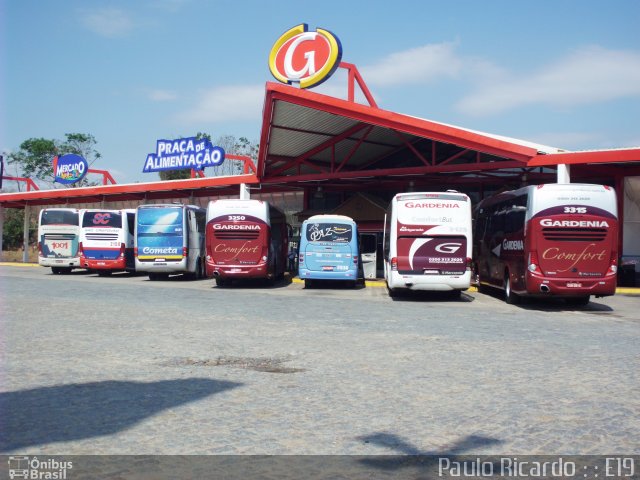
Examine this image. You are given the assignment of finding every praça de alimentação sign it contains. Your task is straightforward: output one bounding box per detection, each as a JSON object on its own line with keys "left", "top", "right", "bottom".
{"left": 143, "top": 137, "right": 225, "bottom": 173}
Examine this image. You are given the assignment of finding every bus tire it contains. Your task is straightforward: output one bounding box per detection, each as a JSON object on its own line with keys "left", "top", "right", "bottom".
{"left": 51, "top": 267, "right": 62, "bottom": 275}
{"left": 215, "top": 277, "right": 226, "bottom": 287}
{"left": 97, "top": 271, "right": 113, "bottom": 277}
{"left": 504, "top": 272, "right": 519, "bottom": 305}
{"left": 566, "top": 296, "right": 590, "bottom": 307}
{"left": 149, "top": 273, "right": 166, "bottom": 281}
{"left": 304, "top": 279, "right": 313, "bottom": 289}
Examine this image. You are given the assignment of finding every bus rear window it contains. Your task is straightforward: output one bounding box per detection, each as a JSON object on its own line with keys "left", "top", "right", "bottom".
{"left": 40, "top": 210, "right": 79, "bottom": 226}
{"left": 82, "top": 212, "right": 122, "bottom": 228}
{"left": 306, "top": 223, "right": 353, "bottom": 242}
{"left": 138, "top": 207, "right": 183, "bottom": 226}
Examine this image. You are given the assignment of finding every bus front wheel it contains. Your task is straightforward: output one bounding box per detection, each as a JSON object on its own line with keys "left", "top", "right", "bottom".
{"left": 504, "top": 273, "right": 519, "bottom": 305}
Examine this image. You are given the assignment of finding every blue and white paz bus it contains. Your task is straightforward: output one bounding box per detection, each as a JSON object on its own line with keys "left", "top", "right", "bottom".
{"left": 298, "top": 214, "right": 360, "bottom": 288}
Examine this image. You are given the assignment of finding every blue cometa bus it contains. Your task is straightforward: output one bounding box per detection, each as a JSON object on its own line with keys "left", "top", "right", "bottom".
{"left": 298, "top": 214, "right": 360, "bottom": 287}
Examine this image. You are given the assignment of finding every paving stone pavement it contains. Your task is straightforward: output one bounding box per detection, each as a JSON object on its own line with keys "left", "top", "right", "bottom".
{"left": 1, "top": 265, "right": 638, "bottom": 455}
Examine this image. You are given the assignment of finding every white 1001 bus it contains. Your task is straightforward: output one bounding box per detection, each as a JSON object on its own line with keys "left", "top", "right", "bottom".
{"left": 37, "top": 207, "right": 83, "bottom": 274}
{"left": 383, "top": 191, "right": 473, "bottom": 297}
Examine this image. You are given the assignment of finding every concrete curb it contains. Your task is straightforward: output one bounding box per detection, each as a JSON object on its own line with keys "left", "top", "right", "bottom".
{"left": 2, "top": 262, "right": 639, "bottom": 295}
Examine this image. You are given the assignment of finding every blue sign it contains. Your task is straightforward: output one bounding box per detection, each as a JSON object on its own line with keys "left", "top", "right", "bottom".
{"left": 142, "top": 137, "right": 225, "bottom": 173}
{"left": 53, "top": 154, "right": 88, "bottom": 184}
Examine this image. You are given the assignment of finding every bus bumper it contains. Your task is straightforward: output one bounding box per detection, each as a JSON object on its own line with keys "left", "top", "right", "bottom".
{"left": 207, "top": 262, "right": 269, "bottom": 279}
{"left": 82, "top": 257, "right": 126, "bottom": 270}
{"left": 299, "top": 268, "right": 357, "bottom": 281}
{"left": 387, "top": 271, "right": 471, "bottom": 291}
{"left": 38, "top": 256, "right": 81, "bottom": 268}
{"left": 526, "top": 272, "right": 617, "bottom": 297}
{"left": 135, "top": 258, "right": 187, "bottom": 273}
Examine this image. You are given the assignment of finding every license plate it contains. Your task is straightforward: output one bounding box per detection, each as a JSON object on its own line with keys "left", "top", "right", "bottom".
{"left": 322, "top": 266, "right": 334, "bottom": 271}
{"left": 423, "top": 269, "right": 439, "bottom": 275}
{"left": 98, "top": 262, "right": 106, "bottom": 266}
{"left": 229, "top": 268, "right": 242, "bottom": 273}
{"left": 567, "top": 282, "right": 582, "bottom": 288}
{"left": 55, "top": 260, "right": 63, "bottom": 263}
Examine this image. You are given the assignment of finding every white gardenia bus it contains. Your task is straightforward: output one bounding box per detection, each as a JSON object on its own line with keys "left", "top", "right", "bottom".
{"left": 383, "top": 191, "right": 473, "bottom": 296}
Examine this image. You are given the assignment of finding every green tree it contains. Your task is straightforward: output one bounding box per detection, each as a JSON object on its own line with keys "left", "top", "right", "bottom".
{"left": 158, "top": 169, "right": 192, "bottom": 181}
{"left": 1, "top": 208, "right": 36, "bottom": 250}
{"left": 8, "top": 133, "right": 101, "bottom": 188}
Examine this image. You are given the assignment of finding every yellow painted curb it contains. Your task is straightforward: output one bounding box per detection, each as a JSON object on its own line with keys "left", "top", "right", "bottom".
{"left": 0, "top": 262, "right": 40, "bottom": 267}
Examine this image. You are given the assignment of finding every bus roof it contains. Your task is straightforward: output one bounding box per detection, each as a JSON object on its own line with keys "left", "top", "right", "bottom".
{"left": 305, "top": 214, "right": 356, "bottom": 223}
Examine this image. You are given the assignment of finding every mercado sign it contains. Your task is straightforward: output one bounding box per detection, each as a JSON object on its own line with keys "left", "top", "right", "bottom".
{"left": 142, "top": 137, "right": 225, "bottom": 173}
{"left": 53, "top": 154, "right": 88, "bottom": 184}
{"left": 269, "top": 23, "right": 342, "bottom": 89}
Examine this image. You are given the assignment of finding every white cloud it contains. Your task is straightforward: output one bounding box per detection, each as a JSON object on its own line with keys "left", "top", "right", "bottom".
{"left": 360, "top": 42, "right": 463, "bottom": 86}
{"left": 148, "top": 89, "right": 178, "bottom": 102}
{"left": 79, "top": 8, "right": 134, "bottom": 38}
{"left": 457, "top": 46, "right": 640, "bottom": 116}
{"left": 176, "top": 85, "right": 265, "bottom": 124}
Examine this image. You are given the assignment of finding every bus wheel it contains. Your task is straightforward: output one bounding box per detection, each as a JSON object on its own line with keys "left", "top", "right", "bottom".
{"left": 215, "top": 278, "right": 226, "bottom": 287}
{"left": 149, "top": 273, "right": 166, "bottom": 281}
{"left": 504, "top": 273, "right": 519, "bottom": 304}
{"left": 304, "top": 279, "right": 313, "bottom": 289}
{"left": 51, "top": 267, "right": 62, "bottom": 275}
{"left": 97, "top": 271, "right": 113, "bottom": 277}
{"left": 566, "top": 296, "right": 590, "bottom": 307}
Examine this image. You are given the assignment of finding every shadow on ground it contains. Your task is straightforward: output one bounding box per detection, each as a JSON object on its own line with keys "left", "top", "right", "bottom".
{"left": 357, "top": 432, "right": 503, "bottom": 472}
{"left": 0, "top": 378, "right": 241, "bottom": 452}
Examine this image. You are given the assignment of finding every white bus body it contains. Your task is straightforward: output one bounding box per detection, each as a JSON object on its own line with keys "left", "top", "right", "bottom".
{"left": 79, "top": 208, "right": 136, "bottom": 274}
{"left": 37, "top": 208, "right": 82, "bottom": 274}
{"left": 383, "top": 191, "right": 472, "bottom": 294}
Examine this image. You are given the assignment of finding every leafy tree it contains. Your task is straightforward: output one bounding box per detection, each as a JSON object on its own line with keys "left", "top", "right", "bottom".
{"left": 8, "top": 133, "right": 101, "bottom": 188}
{"left": 8, "top": 138, "right": 58, "bottom": 182}
{"left": 158, "top": 169, "right": 192, "bottom": 181}
{"left": 2, "top": 208, "right": 36, "bottom": 250}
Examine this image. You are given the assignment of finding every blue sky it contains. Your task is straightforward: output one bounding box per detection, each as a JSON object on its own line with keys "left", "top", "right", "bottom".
{"left": 3, "top": 0, "right": 640, "bottom": 184}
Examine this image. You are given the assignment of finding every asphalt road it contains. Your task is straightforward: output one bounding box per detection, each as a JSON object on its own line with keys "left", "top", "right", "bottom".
{"left": 1, "top": 265, "right": 638, "bottom": 455}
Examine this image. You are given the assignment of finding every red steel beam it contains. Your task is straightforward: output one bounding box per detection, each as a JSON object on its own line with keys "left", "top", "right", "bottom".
{"left": 262, "top": 160, "right": 527, "bottom": 185}
{"left": 0, "top": 173, "right": 259, "bottom": 206}
{"left": 528, "top": 149, "right": 640, "bottom": 166}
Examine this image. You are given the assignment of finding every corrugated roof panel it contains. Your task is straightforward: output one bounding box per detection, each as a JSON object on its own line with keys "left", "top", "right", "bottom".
{"left": 272, "top": 101, "right": 358, "bottom": 135}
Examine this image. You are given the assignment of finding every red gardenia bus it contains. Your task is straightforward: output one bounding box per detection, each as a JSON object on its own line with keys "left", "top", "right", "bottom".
{"left": 473, "top": 183, "right": 618, "bottom": 305}
{"left": 205, "top": 199, "right": 289, "bottom": 286}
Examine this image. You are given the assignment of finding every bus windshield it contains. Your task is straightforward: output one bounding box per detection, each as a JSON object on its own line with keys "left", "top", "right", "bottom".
{"left": 137, "top": 207, "right": 183, "bottom": 235}
{"left": 82, "top": 211, "right": 122, "bottom": 228}
{"left": 306, "top": 222, "right": 353, "bottom": 243}
{"left": 40, "top": 210, "right": 79, "bottom": 226}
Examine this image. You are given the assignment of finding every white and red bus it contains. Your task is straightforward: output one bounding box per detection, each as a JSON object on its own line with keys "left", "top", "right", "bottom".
{"left": 383, "top": 191, "right": 473, "bottom": 296}
{"left": 205, "top": 199, "right": 289, "bottom": 286}
{"left": 473, "top": 183, "right": 618, "bottom": 305}
{"left": 37, "top": 207, "right": 82, "bottom": 274}
{"left": 79, "top": 209, "right": 136, "bottom": 275}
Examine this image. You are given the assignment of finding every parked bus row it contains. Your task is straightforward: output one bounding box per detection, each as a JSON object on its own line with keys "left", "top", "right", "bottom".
{"left": 36, "top": 183, "right": 619, "bottom": 304}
